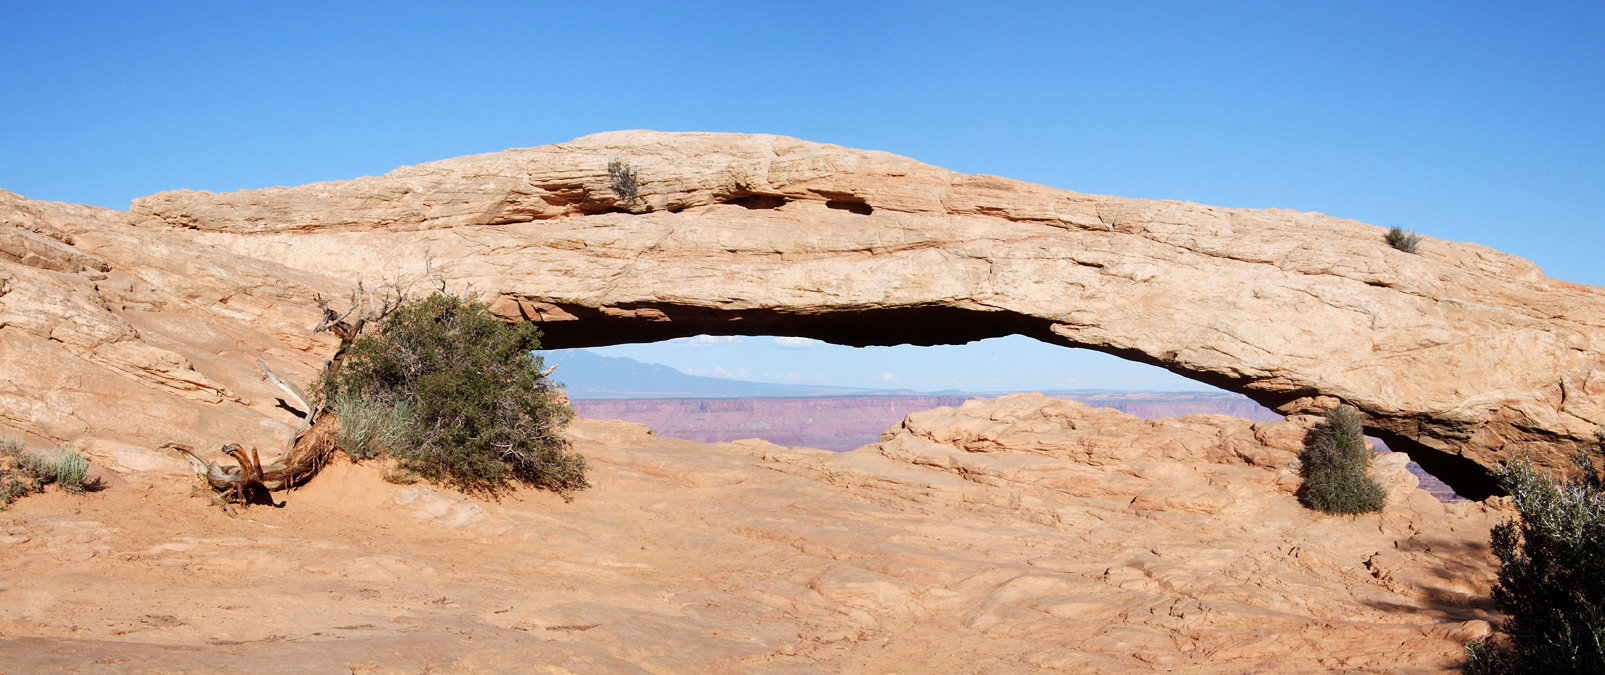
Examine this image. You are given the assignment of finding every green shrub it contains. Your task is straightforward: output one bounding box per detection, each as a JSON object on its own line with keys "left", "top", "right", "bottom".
{"left": 1298, "top": 405, "right": 1387, "bottom": 514}
{"left": 318, "top": 293, "right": 584, "bottom": 496}
{"left": 1463, "top": 446, "right": 1605, "bottom": 674}
{"left": 1, "top": 437, "right": 40, "bottom": 509}
{"left": 0, "top": 443, "right": 98, "bottom": 508}
{"left": 608, "top": 158, "right": 641, "bottom": 204}
{"left": 0, "top": 473, "right": 39, "bottom": 509}
{"left": 1387, "top": 226, "right": 1422, "bottom": 253}
{"left": 34, "top": 447, "right": 91, "bottom": 493}
{"left": 331, "top": 391, "right": 412, "bottom": 461}
{"left": 23, "top": 446, "right": 97, "bottom": 493}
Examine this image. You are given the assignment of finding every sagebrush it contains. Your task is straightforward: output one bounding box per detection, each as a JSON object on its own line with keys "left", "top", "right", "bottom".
{"left": 1387, "top": 226, "right": 1422, "bottom": 253}
{"left": 1298, "top": 405, "right": 1386, "bottom": 514}
{"left": 0, "top": 437, "right": 32, "bottom": 508}
{"left": 608, "top": 158, "right": 640, "bottom": 203}
{"left": 0, "top": 441, "right": 100, "bottom": 508}
{"left": 36, "top": 447, "right": 91, "bottom": 493}
{"left": 317, "top": 293, "right": 585, "bottom": 496}
{"left": 330, "top": 391, "right": 411, "bottom": 461}
{"left": 1463, "top": 445, "right": 1605, "bottom": 674}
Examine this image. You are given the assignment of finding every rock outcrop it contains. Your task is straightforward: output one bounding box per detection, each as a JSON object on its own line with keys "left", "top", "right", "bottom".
{"left": 3, "top": 130, "right": 1604, "bottom": 495}
{"left": 0, "top": 396, "right": 1502, "bottom": 673}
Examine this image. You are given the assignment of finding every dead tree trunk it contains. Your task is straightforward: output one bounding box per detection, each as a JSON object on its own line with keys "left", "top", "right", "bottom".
{"left": 164, "top": 281, "right": 405, "bottom": 514}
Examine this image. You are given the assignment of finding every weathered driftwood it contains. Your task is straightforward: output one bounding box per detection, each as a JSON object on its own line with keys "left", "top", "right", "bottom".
{"left": 162, "top": 418, "right": 337, "bottom": 506}
{"left": 165, "top": 279, "right": 410, "bottom": 514}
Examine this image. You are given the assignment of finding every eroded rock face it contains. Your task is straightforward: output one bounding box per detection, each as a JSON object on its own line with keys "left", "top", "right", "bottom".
{"left": 3, "top": 131, "right": 1604, "bottom": 494}
{"left": 0, "top": 395, "right": 1500, "bottom": 672}
{"left": 0, "top": 190, "right": 343, "bottom": 473}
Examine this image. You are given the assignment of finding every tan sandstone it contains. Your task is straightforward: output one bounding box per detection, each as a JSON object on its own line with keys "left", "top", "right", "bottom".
{"left": 2, "top": 131, "right": 1601, "bottom": 495}
{"left": 0, "top": 395, "right": 1501, "bottom": 673}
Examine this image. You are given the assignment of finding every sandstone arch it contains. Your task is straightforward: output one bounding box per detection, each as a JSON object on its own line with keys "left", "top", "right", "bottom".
{"left": 4, "top": 131, "right": 1603, "bottom": 498}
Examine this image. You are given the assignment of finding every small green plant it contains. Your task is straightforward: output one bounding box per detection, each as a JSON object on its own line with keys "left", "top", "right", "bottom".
{"left": 0, "top": 442, "right": 100, "bottom": 508}
{"left": 35, "top": 447, "right": 91, "bottom": 493}
{"left": 0, "top": 476, "right": 36, "bottom": 509}
{"left": 608, "top": 158, "right": 641, "bottom": 204}
{"left": 1462, "top": 444, "right": 1605, "bottom": 674}
{"left": 0, "top": 468, "right": 41, "bottom": 506}
{"left": 1387, "top": 226, "right": 1422, "bottom": 253}
{"left": 1297, "top": 405, "right": 1387, "bottom": 514}
{"left": 1, "top": 435, "right": 39, "bottom": 509}
{"left": 317, "top": 293, "right": 585, "bottom": 496}
{"left": 331, "top": 391, "right": 412, "bottom": 461}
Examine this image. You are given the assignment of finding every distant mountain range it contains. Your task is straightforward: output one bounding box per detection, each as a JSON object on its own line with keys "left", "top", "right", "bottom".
{"left": 536, "top": 349, "right": 952, "bottom": 399}
{"left": 536, "top": 349, "right": 1200, "bottom": 399}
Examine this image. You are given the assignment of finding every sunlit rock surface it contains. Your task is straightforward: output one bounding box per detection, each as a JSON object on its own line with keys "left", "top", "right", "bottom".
{"left": 0, "top": 396, "right": 1499, "bottom": 673}
{"left": 4, "top": 130, "right": 1604, "bottom": 494}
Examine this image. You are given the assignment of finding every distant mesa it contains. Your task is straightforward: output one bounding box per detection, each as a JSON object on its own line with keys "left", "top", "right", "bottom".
{"left": 552, "top": 351, "right": 1461, "bottom": 500}
{"left": 536, "top": 349, "right": 906, "bottom": 399}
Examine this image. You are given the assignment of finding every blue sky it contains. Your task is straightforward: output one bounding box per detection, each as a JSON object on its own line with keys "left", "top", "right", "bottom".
{"left": 576, "top": 335, "right": 1209, "bottom": 392}
{"left": 4, "top": 2, "right": 1601, "bottom": 392}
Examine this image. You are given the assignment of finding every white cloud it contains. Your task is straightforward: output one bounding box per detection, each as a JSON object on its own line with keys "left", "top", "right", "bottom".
{"left": 879, "top": 371, "right": 898, "bottom": 383}
{"left": 771, "top": 336, "right": 825, "bottom": 349}
{"left": 684, "top": 366, "right": 751, "bottom": 379}
{"left": 667, "top": 335, "right": 744, "bottom": 349}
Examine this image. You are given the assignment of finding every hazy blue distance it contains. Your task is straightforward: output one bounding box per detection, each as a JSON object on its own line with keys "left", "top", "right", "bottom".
{"left": 536, "top": 349, "right": 903, "bottom": 398}
{"left": 549, "top": 336, "right": 1214, "bottom": 393}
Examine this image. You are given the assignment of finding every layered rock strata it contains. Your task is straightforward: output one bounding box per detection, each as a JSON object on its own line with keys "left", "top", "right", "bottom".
{"left": 569, "top": 392, "right": 1280, "bottom": 451}
{"left": 3, "top": 130, "right": 1604, "bottom": 494}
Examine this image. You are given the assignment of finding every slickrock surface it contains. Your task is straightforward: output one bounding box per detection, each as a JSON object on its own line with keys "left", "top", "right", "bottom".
{"left": 0, "top": 396, "right": 1500, "bottom": 673}
{"left": 3, "top": 131, "right": 1603, "bottom": 495}
{"left": 0, "top": 190, "right": 344, "bottom": 475}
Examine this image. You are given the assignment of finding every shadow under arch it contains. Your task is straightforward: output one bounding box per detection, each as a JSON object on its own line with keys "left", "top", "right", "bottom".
{"left": 519, "top": 299, "right": 1500, "bottom": 499}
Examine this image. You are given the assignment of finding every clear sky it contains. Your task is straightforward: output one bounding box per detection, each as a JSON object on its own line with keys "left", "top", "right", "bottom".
{"left": 4, "top": 2, "right": 1601, "bottom": 392}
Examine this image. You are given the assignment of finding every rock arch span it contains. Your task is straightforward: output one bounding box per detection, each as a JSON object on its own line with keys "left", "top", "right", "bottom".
{"left": 4, "top": 131, "right": 1603, "bottom": 498}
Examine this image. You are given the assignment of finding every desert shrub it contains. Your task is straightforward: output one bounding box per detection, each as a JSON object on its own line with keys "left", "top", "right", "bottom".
{"left": 318, "top": 293, "right": 584, "bottom": 496}
{"left": 1387, "top": 226, "right": 1422, "bottom": 253}
{"left": 0, "top": 476, "right": 36, "bottom": 509}
{"left": 0, "top": 443, "right": 98, "bottom": 507}
{"left": 0, "top": 437, "right": 41, "bottom": 509}
{"left": 1462, "top": 446, "right": 1605, "bottom": 674}
{"left": 331, "top": 391, "right": 412, "bottom": 461}
{"left": 608, "top": 158, "right": 640, "bottom": 203}
{"left": 1298, "top": 405, "right": 1387, "bottom": 514}
{"left": 32, "top": 447, "right": 91, "bottom": 493}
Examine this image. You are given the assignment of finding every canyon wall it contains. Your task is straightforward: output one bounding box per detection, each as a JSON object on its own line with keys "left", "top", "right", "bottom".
{"left": 570, "top": 392, "right": 1279, "bottom": 450}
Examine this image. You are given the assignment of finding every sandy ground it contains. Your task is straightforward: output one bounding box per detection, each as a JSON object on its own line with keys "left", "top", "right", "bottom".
{"left": 0, "top": 410, "right": 1501, "bottom": 674}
